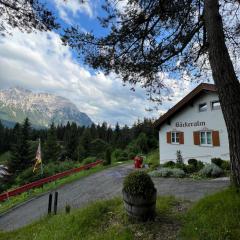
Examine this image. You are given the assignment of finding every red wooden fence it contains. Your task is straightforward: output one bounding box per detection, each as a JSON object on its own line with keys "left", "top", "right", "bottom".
{"left": 0, "top": 160, "right": 103, "bottom": 202}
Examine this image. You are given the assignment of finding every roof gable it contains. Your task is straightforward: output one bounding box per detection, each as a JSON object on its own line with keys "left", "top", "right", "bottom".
{"left": 154, "top": 83, "right": 217, "bottom": 129}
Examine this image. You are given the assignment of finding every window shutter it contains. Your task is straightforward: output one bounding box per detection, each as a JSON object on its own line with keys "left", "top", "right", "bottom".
{"left": 193, "top": 131, "right": 200, "bottom": 145}
{"left": 212, "top": 131, "right": 220, "bottom": 146}
{"left": 179, "top": 132, "right": 184, "bottom": 144}
{"left": 166, "top": 132, "right": 171, "bottom": 144}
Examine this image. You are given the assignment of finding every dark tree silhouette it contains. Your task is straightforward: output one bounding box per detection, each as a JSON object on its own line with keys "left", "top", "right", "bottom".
{"left": 0, "top": 0, "right": 59, "bottom": 33}
{"left": 44, "top": 122, "right": 60, "bottom": 162}
{"left": 62, "top": 0, "right": 240, "bottom": 187}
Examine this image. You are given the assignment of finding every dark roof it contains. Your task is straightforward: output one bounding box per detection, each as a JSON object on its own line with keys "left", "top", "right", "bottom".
{"left": 154, "top": 83, "right": 217, "bottom": 129}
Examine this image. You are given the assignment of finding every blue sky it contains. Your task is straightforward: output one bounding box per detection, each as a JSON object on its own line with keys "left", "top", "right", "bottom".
{"left": 0, "top": 0, "right": 201, "bottom": 126}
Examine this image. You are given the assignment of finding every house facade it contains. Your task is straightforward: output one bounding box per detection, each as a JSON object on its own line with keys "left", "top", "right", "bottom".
{"left": 154, "top": 83, "right": 230, "bottom": 163}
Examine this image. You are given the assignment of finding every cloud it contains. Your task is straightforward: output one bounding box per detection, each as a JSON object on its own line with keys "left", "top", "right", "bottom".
{"left": 0, "top": 29, "right": 165, "bottom": 126}
{"left": 54, "top": 0, "right": 95, "bottom": 24}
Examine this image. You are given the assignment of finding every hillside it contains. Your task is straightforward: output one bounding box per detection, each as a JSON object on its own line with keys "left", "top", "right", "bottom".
{"left": 0, "top": 87, "right": 93, "bottom": 127}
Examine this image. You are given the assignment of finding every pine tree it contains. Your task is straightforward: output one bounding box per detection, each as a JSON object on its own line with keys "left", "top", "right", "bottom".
{"left": 136, "top": 133, "right": 149, "bottom": 154}
{"left": 79, "top": 128, "right": 92, "bottom": 159}
{"left": 0, "top": 120, "right": 4, "bottom": 153}
{"left": 44, "top": 122, "right": 60, "bottom": 163}
{"left": 65, "top": 123, "right": 80, "bottom": 161}
{"left": 8, "top": 126, "right": 23, "bottom": 179}
{"left": 21, "top": 118, "right": 33, "bottom": 169}
{"left": 114, "top": 123, "right": 121, "bottom": 147}
{"left": 8, "top": 119, "right": 33, "bottom": 180}
{"left": 22, "top": 118, "right": 31, "bottom": 140}
{"left": 89, "top": 138, "right": 108, "bottom": 158}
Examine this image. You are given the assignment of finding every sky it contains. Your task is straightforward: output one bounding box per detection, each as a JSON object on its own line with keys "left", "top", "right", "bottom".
{"left": 0, "top": 0, "right": 202, "bottom": 126}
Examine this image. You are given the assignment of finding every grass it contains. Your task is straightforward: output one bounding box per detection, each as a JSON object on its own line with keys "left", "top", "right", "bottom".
{"left": 1, "top": 171, "right": 239, "bottom": 240}
{"left": 0, "top": 162, "right": 124, "bottom": 215}
{"left": 0, "top": 195, "right": 182, "bottom": 240}
{"left": 180, "top": 187, "right": 240, "bottom": 240}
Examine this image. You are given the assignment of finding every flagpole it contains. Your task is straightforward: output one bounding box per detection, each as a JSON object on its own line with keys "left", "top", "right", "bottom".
{"left": 39, "top": 138, "right": 43, "bottom": 176}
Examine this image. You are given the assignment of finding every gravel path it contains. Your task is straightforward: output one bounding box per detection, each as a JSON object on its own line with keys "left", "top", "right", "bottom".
{"left": 0, "top": 164, "right": 229, "bottom": 231}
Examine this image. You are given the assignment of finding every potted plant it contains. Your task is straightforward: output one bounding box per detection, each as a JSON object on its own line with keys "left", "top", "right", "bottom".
{"left": 122, "top": 171, "right": 157, "bottom": 221}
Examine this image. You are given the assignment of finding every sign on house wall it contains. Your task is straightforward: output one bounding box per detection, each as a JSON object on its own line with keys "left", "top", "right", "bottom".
{"left": 175, "top": 121, "right": 206, "bottom": 127}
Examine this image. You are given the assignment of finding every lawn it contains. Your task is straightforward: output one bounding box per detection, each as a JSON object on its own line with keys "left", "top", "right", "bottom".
{"left": 180, "top": 187, "right": 240, "bottom": 240}
{"left": 0, "top": 195, "right": 184, "bottom": 240}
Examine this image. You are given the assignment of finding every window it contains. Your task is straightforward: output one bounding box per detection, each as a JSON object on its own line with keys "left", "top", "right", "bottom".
{"left": 199, "top": 103, "right": 207, "bottom": 112}
{"left": 200, "top": 131, "right": 212, "bottom": 146}
{"left": 211, "top": 100, "right": 221, "bottom": 110}
{"left": 167, "top": 132, "right": 184, "bottom": 144}
{"left": 171, "top": 132, "right": 179, "bottom": 144}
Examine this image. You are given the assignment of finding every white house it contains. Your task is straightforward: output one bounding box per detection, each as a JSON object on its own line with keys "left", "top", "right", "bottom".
{"left": 154, "top": 83, "right": 230, "bottom": 164}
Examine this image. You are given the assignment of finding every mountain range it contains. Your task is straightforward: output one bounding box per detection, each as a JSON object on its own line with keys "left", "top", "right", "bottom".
{"left": 0, "top": 87, "right": 93, "bottom": 128}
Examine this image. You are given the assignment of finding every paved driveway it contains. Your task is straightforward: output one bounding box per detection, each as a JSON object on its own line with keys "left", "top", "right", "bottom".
{"left": 0, "top": 164, "right": 229, "bottom": 231}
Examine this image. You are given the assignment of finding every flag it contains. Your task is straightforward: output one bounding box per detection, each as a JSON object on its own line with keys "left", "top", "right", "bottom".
{"left": 33, "top": 138, "right": 43, "bottom": 174}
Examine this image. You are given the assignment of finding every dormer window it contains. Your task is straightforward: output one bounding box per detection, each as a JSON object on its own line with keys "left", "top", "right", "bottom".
{"left": 211, "top": 100, "right": 221, "bottom": 110}
{"left": 199, "top": 103, "right": 207, "bottom": 112}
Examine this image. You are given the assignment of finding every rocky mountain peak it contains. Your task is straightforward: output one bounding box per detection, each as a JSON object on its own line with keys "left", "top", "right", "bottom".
{"left": 0, "top": 87, "right": 93, "bottom": 128}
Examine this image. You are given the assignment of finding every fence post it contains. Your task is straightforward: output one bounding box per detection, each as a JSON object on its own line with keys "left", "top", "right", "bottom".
{"left": 48, "top": 193, "right": 52, "bottom": 214}
{"left": 54, "top": 192, "right": 58, "bottom": 215}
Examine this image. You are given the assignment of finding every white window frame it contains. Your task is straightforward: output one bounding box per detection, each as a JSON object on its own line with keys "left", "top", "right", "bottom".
{"left": 200, "top": 131, "right": 212, "bottom": 146}
{"left": 211, "top": 100, "right": 221, "bottom": 110}
{"left": 171, "top": 131, "right": 180, "bottom": 144}
{"left": 199, "top": 102, "right": 207, "bottom": 112}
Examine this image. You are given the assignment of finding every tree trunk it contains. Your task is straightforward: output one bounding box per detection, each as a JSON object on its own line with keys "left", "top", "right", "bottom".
{"left": 204, "top": 0, "right": 240, "bottom": 186}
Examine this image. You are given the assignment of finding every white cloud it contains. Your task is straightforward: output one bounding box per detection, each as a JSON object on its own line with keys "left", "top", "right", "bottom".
{"left": 54, "top": 0, "right": 95, "bottom": 24}
{"left": 0, "top": 29, "right": 163, "bottom": 126}
{"left": 0, "top": 28, "right": 204, "bottom": 126}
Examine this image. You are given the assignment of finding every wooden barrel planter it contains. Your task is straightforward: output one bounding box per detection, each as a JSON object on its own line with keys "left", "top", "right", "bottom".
{"left": 122, "top": 188, "right": 157, "bottom": 221}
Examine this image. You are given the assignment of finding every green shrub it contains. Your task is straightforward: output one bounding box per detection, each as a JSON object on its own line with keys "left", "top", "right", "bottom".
{"left": 57, "top": 161, "right": 76, "bottom": 172}
{"left": 211, "top": 158, "right": 230, "bottom": 171}
{"left": 149, "top": 168, "right": 185, "bottom": 178}
{"left": 175, "top": 162, "right": 186, "bottom": 170}
{"left": 127, "top": 151, "right": 136, "bottom": 160}
{"left": 185, "top": 159, "right": 204, "bottom": 174}
{"left": 117, "top": 151, "right": 129, "bottom": 161}
{"left": 149, "top": 168, "right": 171, "bottom": 178}
{"left": 184, "top": 164, "right": 197, "bottom": 174}
{"left": 112, "top": 149, "right": 122, "bottom": 161}
{"left": 15, "top": 161, "right": 77, "bottom": 186}
{"left": 123, "top": 171, "right": 156, "bottom": 198}
{"left": 15, "top": 167, "right": 41, "bottom": 185}
{"left": 125, "top": 143, "right": 141, "bottom": 158}
{"left": 163, "top": 161, "right": 175, "bottom": 168}
{"left": 171, "top": 168, "right": 186, "bottom": 178}
{"left": 82, "top": 157, "right": 97, "bottom": 165}
{"left": 211, "top": 158, "right": 224, "bottom": 167}
{"left": 221, "top": 160, "right": 230, "bottom": 171}
{"left": 199, "top": 163, "right": 224, "bottom": 178}
{"left": 188, "top": 159, "right": 198, "bottom": 167}
{"left": 197, "top": 161, "right": 204, "bottom": 170}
